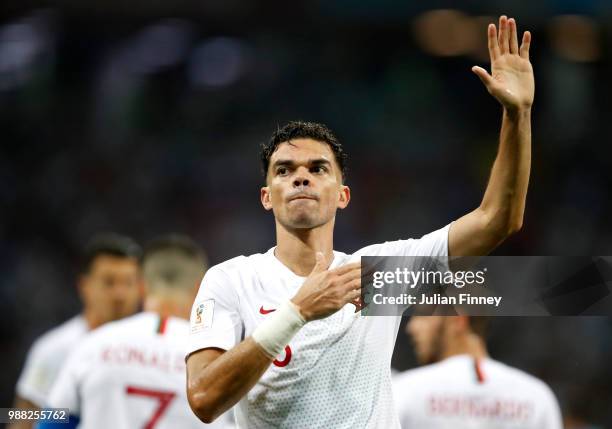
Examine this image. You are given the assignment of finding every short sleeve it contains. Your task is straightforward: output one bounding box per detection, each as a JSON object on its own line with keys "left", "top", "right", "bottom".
{"left": 187, "top": 266, "right": 243, "bottom": 357}
{"left": 16, "top": 341, "right": 52, "bottom": 407}
{"left": 46, "top": 346, "right": 87, "bottom": 414}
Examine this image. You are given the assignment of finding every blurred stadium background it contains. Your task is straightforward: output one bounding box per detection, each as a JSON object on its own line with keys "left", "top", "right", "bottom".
{"left": 1, "top": 0, "right": 611, "bottom": 427}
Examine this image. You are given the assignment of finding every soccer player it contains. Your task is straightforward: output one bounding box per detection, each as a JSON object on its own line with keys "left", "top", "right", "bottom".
{"left": 10, "top": 233, "right": 143, "bottom": 429}
{"left": 40, "top": 235, "right": 232, "bottom": 428}
{"left": 186, "top": 15, "right": 534, "bottom": 428}
{"left": 393, "top": 316, "right": 563, "bottom": 428}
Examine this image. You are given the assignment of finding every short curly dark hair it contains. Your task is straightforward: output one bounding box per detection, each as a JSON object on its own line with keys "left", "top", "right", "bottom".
{"left": 260, "top": 121, "right": 348, "bottom": 182}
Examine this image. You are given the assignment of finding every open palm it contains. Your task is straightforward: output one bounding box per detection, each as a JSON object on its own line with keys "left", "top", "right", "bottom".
{"left": 473, "top": 16, "right": 534, "bottom": 111}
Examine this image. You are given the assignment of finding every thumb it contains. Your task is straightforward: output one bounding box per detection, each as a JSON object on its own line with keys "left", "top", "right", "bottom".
{"left": 311, "top": 252, "right": 327, "bottom": 274}
{"left": 471, "top": 66, "right": 493, "bottom": 87}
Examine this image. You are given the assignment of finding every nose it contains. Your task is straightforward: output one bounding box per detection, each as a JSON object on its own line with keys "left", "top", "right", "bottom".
{"left": 110, "top": 280, "right": 131, "bottom": 302}
{"left": 293, "top": 177, "right": 310, "bottom": 187}
{"left": 293, "top": 169, "right": 310, "bottom": 188}
{"left": 111, "top": 285, "right": 126, "bottom": 303}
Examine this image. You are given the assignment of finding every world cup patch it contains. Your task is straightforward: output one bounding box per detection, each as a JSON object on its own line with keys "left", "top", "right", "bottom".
{"left": 191, "top": 299, "right": 215, "bottom": 333}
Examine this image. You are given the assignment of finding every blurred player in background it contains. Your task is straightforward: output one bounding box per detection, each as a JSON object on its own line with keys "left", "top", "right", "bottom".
{"left": 9, "top": 233, "right": 142, "bottom": 429}
{"left": 393, "top": 315, "right": 563, "bottom": 428}
{"left": 186, "top": 15, "right": 534, "bottom": 428}
{"left": 39, "top": 234, "right": 233, "bottom": 429}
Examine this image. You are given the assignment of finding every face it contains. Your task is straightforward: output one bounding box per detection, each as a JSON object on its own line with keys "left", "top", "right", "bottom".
{"left": 261, "top": 139, "right": 350, "bottom": 229}
{"left": 80, "top": 255, "right": 142, "bottom": 324}
{"left": 407, "top": 316, "right": 447, "bottom": 365}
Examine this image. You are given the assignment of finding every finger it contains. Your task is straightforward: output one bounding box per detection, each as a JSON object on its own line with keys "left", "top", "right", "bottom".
{"left": 345, "top": 284, "right": 361, "bottom": 301}
{"left": 498, "top": 15, "right": 509, "bottom": 54}
{"left": 338, "top": 266, "right": 362, "bottom": 284}
{"left": 487, "top": 23, "right": 500, "bottom": 61}
{"left": 471, "top": 66, "right": 494, "bottom": 87}
{"left": 311, "top": 252, "right": 328, "bottom": 274}
{"left": 519, "top": 31, "right": 531, "bottom": 59}
{"left": 332, "top": 261, "right": 361, "bottom": 276}
{"left": 343, "top": 278, "right": 362, "bottom": 294}
{"left": 509, "top": 18, "right": 519, "bottom": 54}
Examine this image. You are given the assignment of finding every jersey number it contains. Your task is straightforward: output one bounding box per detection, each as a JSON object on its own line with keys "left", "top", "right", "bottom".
{"left": 126, "top": 386, "right": 177, "bottom": 429}
{"left": 273, "top": 345, "right": 292, "bottom": 367}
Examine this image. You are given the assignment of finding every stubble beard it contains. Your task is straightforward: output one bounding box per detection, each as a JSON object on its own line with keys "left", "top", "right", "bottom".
{"left": 283, "top": 210, "right": 323, "bottom": 230}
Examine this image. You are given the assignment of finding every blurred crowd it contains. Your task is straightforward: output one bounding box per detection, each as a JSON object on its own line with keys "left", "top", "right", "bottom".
{"left": 1, "top": 1, "right": 611, "bottom": 426}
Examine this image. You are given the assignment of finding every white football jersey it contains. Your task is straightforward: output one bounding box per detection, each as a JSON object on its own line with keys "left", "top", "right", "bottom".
{"left": 47, "top": 312, "right": 232, "bottom": 429}
{"left": 16, "top": 315, "right": 88, "bottom": 407}
{"left": 187, "top": 224, "right": 450, "bottom": 429}
{"left": 392, "top": 355, "right": 563, "bottom": 429}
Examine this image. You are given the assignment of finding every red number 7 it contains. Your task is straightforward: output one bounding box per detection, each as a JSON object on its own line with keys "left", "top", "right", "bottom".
{"left": 126, "top": 386, "right": 177, "bottom": 429}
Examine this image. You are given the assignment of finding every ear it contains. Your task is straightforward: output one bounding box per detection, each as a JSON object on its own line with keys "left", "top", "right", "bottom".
{"left": 337, "top": 185, "right": 351, "bottom": 209}
{"left": 261, "top": 186, "right": 273, "bottom": 211}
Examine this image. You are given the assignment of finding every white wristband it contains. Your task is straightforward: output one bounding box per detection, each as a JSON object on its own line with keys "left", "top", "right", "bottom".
{"left": 252, "top": 300, "right": 306, "bottom": 358}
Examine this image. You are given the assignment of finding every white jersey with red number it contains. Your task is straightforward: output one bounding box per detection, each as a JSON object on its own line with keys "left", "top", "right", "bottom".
{"left": 392, "top": 355, "right": 563, "bottom": 429}
{"left": 17, "top": 315, "right": 88, "bottom": 407}
{"left": 187, "top": 224, "right": 450, "bottom": 429}
{"left": 47, "top": 312, "right": 232, "bottom": 429}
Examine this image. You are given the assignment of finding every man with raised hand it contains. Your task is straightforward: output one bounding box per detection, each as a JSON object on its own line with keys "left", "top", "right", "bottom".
{"left": 186, "top": 15, "right": 534, "bottom": 428}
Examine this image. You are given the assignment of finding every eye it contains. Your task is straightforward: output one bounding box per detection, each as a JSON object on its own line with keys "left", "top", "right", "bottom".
{"left": 310, "top": 165, "right": 327, "bottom": 174}
{"left": 276, "top": 167, "right": 288, "bottom": 176}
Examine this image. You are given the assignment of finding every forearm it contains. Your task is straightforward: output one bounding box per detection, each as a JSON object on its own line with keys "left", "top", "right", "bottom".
{"left": 479, "top": 107, "right": 531, "bottom": 235}
{"left": 187, "top": 338, "right": 273, "bottom": 423}
{"left": 188, "top": 300, "right": 305, "bottom": 422}
{"left": 449, "top": 16, "right": 533, "bottom": 259}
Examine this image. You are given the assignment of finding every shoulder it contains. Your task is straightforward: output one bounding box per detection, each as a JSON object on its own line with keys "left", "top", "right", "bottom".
{"left": 193, "top": 254, "right": 263, "bottom": 310}
{"left": 392, "top": 364, "right": 449, "bottom": 413}
{"left": 28, "top": 316, "right": 88, "bottom": 359}
{"left": 211, "top": 254, "right": 251, "bottom": 272}
{"left": 202, "top": 252, "right": 271, "bottom": 292}
{"left": 167, "top": 316, "right": 189, "bottom": 331}
{"left": 17, "top": 316, "right": 87, "bottom": 405}
{"left": 206, "top": 253, "right": 266, "bottom": 280}
{"left": 486, "top": 359, "right": 558, "bottom": 401}
{"left": 393, "top": 361, "right": 451, "bottom": 389}
{"left": 351, "top": 223, "right": 451, "bottom": 258}
{"left": 91, "top": 313, "right": 152, "bottom": 338}
{"left": 71, "top": 314, "right": 146, "bottom": 354}
{"left": 163, "top": 317, "right": 191, "bottom": 346}
{"left": 94, "top": 314, "right": 190, "bottom": 347}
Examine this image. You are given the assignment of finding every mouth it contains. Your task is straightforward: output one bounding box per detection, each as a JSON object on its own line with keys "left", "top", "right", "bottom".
{"left": 288, "top": 194, "right": 318, "bottom": 202}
